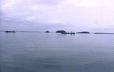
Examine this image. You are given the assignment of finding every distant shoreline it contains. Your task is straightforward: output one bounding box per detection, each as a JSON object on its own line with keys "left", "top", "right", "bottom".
{"left": 94, "top": 33, "right": 114, "bottom": 34}
{"left": 0, "top": 30, "right": 114, "bottom": 34}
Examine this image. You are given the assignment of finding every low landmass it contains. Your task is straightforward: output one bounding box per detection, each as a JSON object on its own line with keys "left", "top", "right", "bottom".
{"left": 77, "top": 31, "right": 90, "bottom": 34}
{"left": 56, "top": 30, "right": 66, "bottom": 33}
{"left": 94, "top": 32, "right": 114, "bottom": 34}
{"left": 1, "top": 30, "right": 114, "bottom": 35}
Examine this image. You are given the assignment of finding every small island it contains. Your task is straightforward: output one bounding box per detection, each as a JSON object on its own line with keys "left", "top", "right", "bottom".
{"left": 5, "top": 30, "right": 16, "bottom": 33}
{"left": 56, "top": 30, "right": 75, "bottom": 34}
{"left": 77, "top": 31, "right": 90, "bottom": 34}
{"left": 45, "top": 30, "right": 50, "bottom": 33}
{"left": 94, "top": 32, "right": 114, "bottom": 34}
{"left": 56, "top": 30, "right": 66, "bottom": 33}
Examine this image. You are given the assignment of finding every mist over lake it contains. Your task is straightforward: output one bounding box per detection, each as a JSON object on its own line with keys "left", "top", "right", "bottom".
{"left": 0, "top": 32, "right": 114, "bottom": 72}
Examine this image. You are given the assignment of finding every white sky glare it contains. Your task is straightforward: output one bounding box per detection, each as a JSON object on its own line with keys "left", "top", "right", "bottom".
{"left": 1, "top": 0, "right": 114, "bottom": 31}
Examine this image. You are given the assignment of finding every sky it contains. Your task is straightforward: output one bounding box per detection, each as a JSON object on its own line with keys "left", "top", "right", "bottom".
{"left": 0, "top": 0, "right": 114, "bottom": 32}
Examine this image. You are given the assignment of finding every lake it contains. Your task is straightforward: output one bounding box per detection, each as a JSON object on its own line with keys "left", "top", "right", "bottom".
{"left": 0, "top": 32, "right": 114, "bottom": 72}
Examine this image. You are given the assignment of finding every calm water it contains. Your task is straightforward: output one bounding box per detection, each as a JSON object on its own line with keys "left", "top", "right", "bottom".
{"left": 0, "top": 32, "right": 114, "bottom": 72}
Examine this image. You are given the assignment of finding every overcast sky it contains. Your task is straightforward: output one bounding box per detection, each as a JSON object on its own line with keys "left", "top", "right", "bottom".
{"left": 0, "top": 0, "right": 114, "bottom": 31}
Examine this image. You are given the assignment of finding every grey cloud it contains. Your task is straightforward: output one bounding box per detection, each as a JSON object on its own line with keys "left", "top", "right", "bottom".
{"left": 0, "top": 18, "right": 70, "bottom": 31}
{"left": 0, "top": 0, "right": 114, "bottom": 31}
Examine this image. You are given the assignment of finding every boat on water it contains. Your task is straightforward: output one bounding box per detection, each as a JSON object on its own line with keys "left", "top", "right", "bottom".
{"left": 5, "top": 30, "right": 16, "bottom": 33}
{"left": 61, "top": 32, "right": 75, "bottom": 34}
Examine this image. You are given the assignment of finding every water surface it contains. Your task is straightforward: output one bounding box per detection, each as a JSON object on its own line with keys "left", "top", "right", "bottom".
{"left": 0, "top": 32, "right": 114, "bottom": 72}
